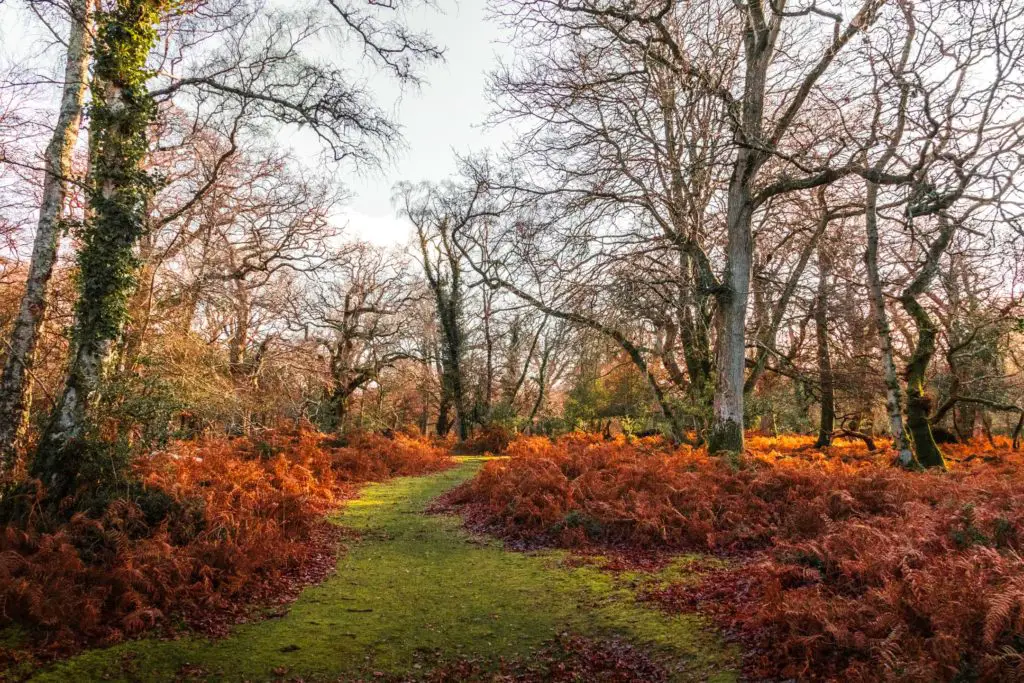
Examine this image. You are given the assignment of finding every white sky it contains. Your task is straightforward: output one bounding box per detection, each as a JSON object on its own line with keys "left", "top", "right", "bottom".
{"left": 320, "top": 0, "right": 515, "bottom": 247}
{"left": 0, "top": 0, "right": 512, "bottom": 248}
{"left": 366, "top": 5, "right": 510, "bottom": 245}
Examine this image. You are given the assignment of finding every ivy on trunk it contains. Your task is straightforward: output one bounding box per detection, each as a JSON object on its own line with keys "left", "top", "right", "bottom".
{"left": 34, "top": 0, "right": 172, "bottom": 499}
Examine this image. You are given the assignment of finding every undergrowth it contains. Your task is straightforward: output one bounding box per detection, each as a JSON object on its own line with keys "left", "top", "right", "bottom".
{"left": 442, "top": 432, "right": 1024, "bottom": 681}
{"left": 0, "top": 428, "right": 452, "bottom": 668}
{"left": 32, "top": 458, "right": 735, "bottom": 682}
{"left": 456, "top": 425, "right": 516, "bottom": 455}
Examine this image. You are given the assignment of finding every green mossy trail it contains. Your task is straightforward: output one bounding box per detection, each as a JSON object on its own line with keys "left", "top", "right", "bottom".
{"left": 32, "top": 457, "right": 737, "bottom": 682}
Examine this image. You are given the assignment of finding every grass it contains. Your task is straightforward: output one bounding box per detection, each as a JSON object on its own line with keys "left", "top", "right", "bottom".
{"left": 29, "top": 457, "right": 737, "bottom": 682}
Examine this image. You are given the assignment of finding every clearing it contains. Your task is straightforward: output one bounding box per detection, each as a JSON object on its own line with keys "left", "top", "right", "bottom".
{"left": 30, "top": 457, "right": 736, "bottom": 682}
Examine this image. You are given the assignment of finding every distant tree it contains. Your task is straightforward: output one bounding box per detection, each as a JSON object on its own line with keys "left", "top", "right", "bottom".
{"left": 305, "top": 243, "right": 416, "bottom": 433}
{"left": 399, "top": 181, "right": 482, "bottom": 441}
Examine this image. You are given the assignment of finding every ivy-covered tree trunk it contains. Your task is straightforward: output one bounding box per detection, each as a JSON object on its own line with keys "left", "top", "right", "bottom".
{"left": 35, "top": 0, "right": 169, "bottom": 494}
{"left": 678, "top": 310, "right": 713, "bottom": 407}
{"left": 0, "top": 0, "right": 94, "bottom": 476}
{"left": 439, "top": 297, "right": 470, "bottom": 442}
{"left": 414, "top": 213, "right": 471, "bottom": 442}
{"left": 432, "top": 346, "right": 451, "bottom": 437}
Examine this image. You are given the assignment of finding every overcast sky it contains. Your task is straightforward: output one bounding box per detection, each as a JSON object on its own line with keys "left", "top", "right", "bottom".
{"left": 305, "top": 0, "right": 515, "bottom": 247}
{"left": 0, "top": 0, "right": 512, "bottom": 248}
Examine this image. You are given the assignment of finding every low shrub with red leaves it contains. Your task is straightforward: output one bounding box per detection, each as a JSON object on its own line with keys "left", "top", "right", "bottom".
{"left": 0, "top": 428, "right": 452, "bottom": 663}
{"left": 444, "top": 433, "right": 1024, "bottom": 681}
{"left": 330, "top": 431, "right": 458, "bottom": 480}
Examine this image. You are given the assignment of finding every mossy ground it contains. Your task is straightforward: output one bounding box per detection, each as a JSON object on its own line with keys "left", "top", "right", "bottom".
{"left": 29, "top": 457, "right": 737, "bottom": 682}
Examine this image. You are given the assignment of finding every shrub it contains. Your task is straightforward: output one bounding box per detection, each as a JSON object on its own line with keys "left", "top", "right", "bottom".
{"left": 0, "top": 427, "right": 452, "bottom": 662}
{"left": 458, "top": 425, "right": 516, "bottom": 455}
{"left": 443, "top": 433, "right": 1024, "bottom": 681}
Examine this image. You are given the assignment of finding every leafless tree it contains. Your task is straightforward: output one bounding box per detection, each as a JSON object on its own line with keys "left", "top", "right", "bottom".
{"left": 304, "top": 242, "right": 417, "bottom": 433}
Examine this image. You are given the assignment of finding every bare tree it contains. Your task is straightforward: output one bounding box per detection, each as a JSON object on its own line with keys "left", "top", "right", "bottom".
{"left": 481, "top": 0, "right": 903, "bottom": 452}
{"left": 305, "top": 242, "right": 416, "bottom": 433}
{"left": 399, "top": 181, "right": 482, "bottom": 441}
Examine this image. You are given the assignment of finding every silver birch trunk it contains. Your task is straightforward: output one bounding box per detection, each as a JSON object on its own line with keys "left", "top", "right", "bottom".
{"left": 0, "top": 0, "right": 93, "bottom": 473}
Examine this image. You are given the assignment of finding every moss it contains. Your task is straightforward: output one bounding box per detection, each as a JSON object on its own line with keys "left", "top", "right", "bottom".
{"left": 31, "top": 458, "right": 737, "bottom": 682}
{"left": 708, "top": 419, "right": 744, "bottom": 455}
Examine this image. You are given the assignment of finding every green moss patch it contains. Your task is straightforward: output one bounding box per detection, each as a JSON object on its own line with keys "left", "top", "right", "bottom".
{"left": 31, "top": 457, "right": 736, "bottom": 682}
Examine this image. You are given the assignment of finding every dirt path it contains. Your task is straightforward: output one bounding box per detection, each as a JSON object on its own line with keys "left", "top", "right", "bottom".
{"left": 33, "top": 457, "right": 736, "bottom": 682}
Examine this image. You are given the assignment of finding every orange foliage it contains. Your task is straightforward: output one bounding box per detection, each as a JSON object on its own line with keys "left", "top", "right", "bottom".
{"left": 457, "top": 425, "right": 516, "bottom": 455}
{"left": 444, "top": 433, "right": 1024, "bottom": 681}
{"left": 0, "top": 428, "right": 452, "bottom": 661}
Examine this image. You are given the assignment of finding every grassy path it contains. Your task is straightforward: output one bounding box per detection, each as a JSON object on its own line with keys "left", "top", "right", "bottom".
{"left": 33, "top": 457, "right": 736, "bottom": 682}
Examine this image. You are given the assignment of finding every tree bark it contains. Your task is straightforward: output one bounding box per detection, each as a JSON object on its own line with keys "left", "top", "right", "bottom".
{"left": 864, "top": 180, "right": 914, "bottom": 465}
{"left": 709, "top": 158, "right": 755, "bottom": 454}
{"left": 482, "top": 287, "right": 494, "bottom": 420}
{"left": 901, "top": 295, "right": 944, "bottom": 467}
{"left": 528, "top": 341, "right": 552, "bottom": 426}
{"left": 436, "top": 391, "right": 452, "bottom": 437}
{"left": 895, "top": 213, "right": 957, "bottom": 469}
{"left": 36, "top": 0, "right": 168, "bottom": 494}
{"left": 0, "top": 0, "right": 93, "bottom": 475}
{"left": 440, "top": 312, "right": 470, "bottom": 441}
{"left": 814, "top": 245, "right": 835, "bottom": 448}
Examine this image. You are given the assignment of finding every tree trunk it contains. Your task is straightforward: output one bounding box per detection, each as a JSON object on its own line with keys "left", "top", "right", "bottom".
{"left": 708, "top": 5, "right": 775, "bottom": 454}
{"left": 905, "top": 387, "right": 943, "bottom": 466}
{"left": 228, "top": 285, "right": 250, "bottom": 376}
{"left": 437, "top": 289, "right": 470, "bottom": 441}
{"left": 0, "top": 0, "right": 93, "bottom": 475}
{"left": 953, "top": 404, "right": 975, "bottom": 443}
{"left": 814, "top": 246, "right": 835, "bottom": 448}
{"left": 900, "top": 293, "right": 945, "bottom": 468}
{"left": 893, "top": 211, "right": 957, "bottom": 469}
{"left": 863, "top": 180, "right": 914, "bottom": 466}
{"left": 709, "top": 166, "right": 755, "bottom": 454}
{"left": 678, "top": 308, "right": 713, "bottom": 399}
{"left": 528, "top": 342, "right": 552, "bottom": 425}
{"left": 444, "top": 357, "right": 470, "bottom": 441}
{"left": 418, "top": 390, "right": 429, "bottom": 435}
{"left": 333, "top": 388, "right": 349, "bottom": 434}
{"left": 36, "top": 0, "right": 168, "bottom": 494}
{"left": 436, "top": 392, "right": 452, "bottom": 437}
{"left": 482, "top": 288, "right": 494, "bottom": 420}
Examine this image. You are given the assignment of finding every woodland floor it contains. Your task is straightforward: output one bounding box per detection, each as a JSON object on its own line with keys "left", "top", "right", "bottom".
{"left": 26, "top": 457, "right": 737, "bottom": 682}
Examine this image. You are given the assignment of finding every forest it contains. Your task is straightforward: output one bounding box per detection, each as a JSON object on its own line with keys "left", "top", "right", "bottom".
{"left": 1, "top": 0, "right": 1024, "bottom": 681}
